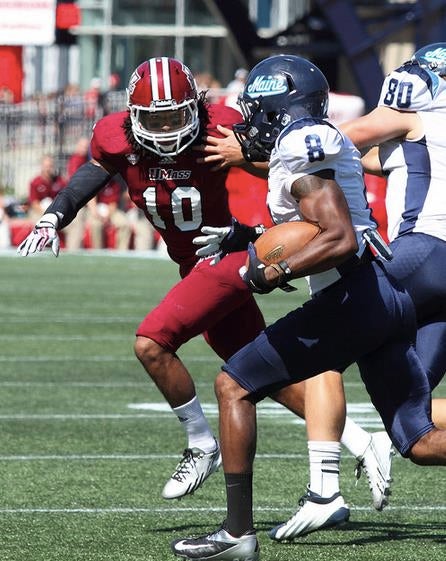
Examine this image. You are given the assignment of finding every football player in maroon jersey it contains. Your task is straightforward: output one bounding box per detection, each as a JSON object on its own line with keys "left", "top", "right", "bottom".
{"left": 18, "top": 57, "right": 302, "bottom": 500}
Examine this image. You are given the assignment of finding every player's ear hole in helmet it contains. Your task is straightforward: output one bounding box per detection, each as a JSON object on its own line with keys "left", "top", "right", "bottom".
{"left": 233, "top": 54, "right": 329, "bottom": 162}
{"left": 126, "top": 57, "right": 201, "bottom": 157}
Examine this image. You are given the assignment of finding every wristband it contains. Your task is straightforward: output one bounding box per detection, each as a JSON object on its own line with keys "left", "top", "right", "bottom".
{"left": 269, "top": 260, "right": 292, "bottom": 282}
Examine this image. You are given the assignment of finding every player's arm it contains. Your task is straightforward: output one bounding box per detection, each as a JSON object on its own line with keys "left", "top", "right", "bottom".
{"left": 361, "top": 146, "right": 383, "bottom": 176}
{"left": 244, "top": 170, "right": 358, "bottom": 293}
{"left": 18, "top": 159, "right": 114, "bottom": 256}
{"left": 194, "top": 124, "right": 268, "bottom": 177}
{"left": 340, "top": 106, "right": 422, "bottom": 149}
{"left": 286, "top": 170, "right": 358, "bottom": 276}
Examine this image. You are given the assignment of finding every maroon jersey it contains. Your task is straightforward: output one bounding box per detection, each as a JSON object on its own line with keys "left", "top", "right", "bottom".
{"left": 90, "top": 105, "right": 242, "bottom": 272}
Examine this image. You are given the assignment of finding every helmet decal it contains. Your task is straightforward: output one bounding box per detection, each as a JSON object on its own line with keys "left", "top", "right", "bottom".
{"left": 412, "top": 43, "right": 446, "bottom": 76}
{"left": 246, "top": 75, "right": 288, "bottom": 97}
{"left": 127, "top": 69, "right": 141, "bottom": 95}
{"left": 420, "top": 46, "right": 446, "bottom": 65}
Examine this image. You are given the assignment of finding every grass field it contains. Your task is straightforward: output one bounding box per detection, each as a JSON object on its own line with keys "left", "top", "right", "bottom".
{"left": 1, "top": 251, "right": 445, "bottom": 561}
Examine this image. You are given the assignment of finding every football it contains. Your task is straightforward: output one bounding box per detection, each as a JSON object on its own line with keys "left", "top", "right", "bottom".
{"left": 252, "top": 221, "right": 321, "bottom": 265}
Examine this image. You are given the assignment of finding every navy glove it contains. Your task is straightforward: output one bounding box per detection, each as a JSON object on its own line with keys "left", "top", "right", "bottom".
{"left": 241, "top": 242, "right": 298, "bottom": 294}
{"left": 241, "top": 242, "right": 276, "bottom": 294}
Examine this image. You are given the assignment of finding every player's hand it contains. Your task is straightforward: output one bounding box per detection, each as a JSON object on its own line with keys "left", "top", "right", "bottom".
{"left": 17, "top": 213, "right": 60, "bottom": 257}
{"left": 194, "top": 125, "right": 245, "bottom": 171}
{"left": 240, "top": 242, "right": 275, "bottom": 294}
{"left": 193, "top": 218, "right": 265, "bottom": 265}
{"left": 193, "top": 225, "right": 231, "bottom": 264}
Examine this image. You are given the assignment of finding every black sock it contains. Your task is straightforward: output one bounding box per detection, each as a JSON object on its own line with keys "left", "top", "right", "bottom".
{"left": 224, "top": 472, "right": 253, "bottom": 536}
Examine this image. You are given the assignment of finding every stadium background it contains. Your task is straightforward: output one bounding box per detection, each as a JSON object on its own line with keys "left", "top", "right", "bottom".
{"left": 0, "top": 2, "right": 445, "bottom": 560}
{"left": 1, "top": 1, "right": 445, "bottom": 204}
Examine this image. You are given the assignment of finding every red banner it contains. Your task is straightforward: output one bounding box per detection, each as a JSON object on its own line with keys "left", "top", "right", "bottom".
{"left": 0, "top": 46, "right": 23, "bottom": 102}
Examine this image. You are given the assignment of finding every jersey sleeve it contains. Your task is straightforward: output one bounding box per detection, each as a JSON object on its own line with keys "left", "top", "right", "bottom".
{"left": 276, "top": 119, "right": 344, "bottom": 188}
{"left": 90, "top": 112, "right": 129, "bottom": 161}
{"left": 377, "top": 63, "right": 441, "bottom": 112}
{"left": 205, "top": 104, "right": 243, "bottom": 136}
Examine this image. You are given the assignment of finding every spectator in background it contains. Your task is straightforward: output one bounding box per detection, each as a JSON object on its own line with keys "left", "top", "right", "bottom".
{"left": 84, "top": 77, "right": 103, "bottom": 120}
{"left": 87, "top": 176, "right": 132, "bottom": 250}
{"left": 327, "top": 91, "right": 365, "bottom": 124}
{"left": 63, "top": 137, "right": 91, "bottom": 250}
{"left": 103, "top": 73, "right": 121, "bottom": 115}
{"left": 0, "top": 86, "right": 14, "bottom": 104}
{"left": 223, "top": 68, "right": 248, "bottom": 110}
{"left": 28, "top": 155, "right": 66, "bottom": 223}
{"left": 194, "top": 71, "right": 222, "bottom": 103}
{"left": 66, "top": 137, "right": 134, "bottom": 251}
{"left": 123, "top": 191, "right": 157, "bottom": 251}
{"left": 0, "top": 187, "right": 11, "bottom": 249}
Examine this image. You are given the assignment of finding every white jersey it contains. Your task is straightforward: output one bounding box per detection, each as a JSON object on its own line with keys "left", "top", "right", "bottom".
{"left": 267, "top": 117, "right": 376, "bottom": 295}
{"left": 378, "top": 62, "right": 446, "bottom": 242}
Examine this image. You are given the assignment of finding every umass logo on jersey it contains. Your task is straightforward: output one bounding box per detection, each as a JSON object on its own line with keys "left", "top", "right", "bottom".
{"left": 148, "top": 168, "right": 192, "bottom": 180}
{"left": 246, "top": 75, "right": 288, "bottom": 97}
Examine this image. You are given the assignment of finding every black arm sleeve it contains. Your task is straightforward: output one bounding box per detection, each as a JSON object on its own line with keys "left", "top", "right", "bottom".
{"left": 45, "top": 161, "right": 112, "bottom": 229}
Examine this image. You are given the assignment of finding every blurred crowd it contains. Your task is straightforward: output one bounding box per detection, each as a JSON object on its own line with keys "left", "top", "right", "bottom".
{"left": 0, "top": 142, "right": 164, "bottom": 252}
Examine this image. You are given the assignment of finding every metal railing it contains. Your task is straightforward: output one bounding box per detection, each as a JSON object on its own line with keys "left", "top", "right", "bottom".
{"left": 0, "top": 90, "right": 127, "bottom": 199}
{"left": 0, "top": 88, "right": 230, "bottom": 199}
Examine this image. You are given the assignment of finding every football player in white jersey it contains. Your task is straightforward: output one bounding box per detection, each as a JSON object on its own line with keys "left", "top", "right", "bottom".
{"left": 266, "top": 43, "right": 446, "bottom": 542}
{"left": 172, "top": 54, "right": 446, "bottom": 561}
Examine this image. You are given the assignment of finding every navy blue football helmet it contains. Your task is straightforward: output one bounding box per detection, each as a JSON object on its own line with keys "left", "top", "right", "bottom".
{"left": 234, "top": 54, "right": 329, "bottom": 161}
{"left": 412, "top": 43, "right": 446, "bottom": 76}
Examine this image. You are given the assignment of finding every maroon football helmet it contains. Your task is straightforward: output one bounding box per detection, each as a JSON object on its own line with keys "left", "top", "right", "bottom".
{"left": 126, "top": 57, "right": 200, "bottom": 156}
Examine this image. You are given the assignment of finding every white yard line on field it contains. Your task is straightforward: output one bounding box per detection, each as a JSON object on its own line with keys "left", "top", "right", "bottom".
{"left": 0, "top": 453, "right": 311, "bottom": 461}
{"left": 0, "top": 505, "right": 443, "bottom": 515}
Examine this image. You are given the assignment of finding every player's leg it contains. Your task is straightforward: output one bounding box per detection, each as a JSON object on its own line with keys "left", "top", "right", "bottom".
{"left": 134, "top": 252, "right": 257, "bottom": 499}
{"left": 414, "top": 315, "right": 446, "bottom": 429}
{"left": 269, "top": 371, "right": 350, "bottom": 541}
{"left": 432, "top": 399, "right": 446, "bottom": 429}
{"left": 172, "top": 370, "right": 260, "bottom": 560}
{"left": 357, "top": 340, "right": 446, "bottom": 465}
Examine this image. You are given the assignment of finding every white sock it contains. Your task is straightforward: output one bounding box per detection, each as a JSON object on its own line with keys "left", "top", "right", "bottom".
{"left": 172, "top": 396, "right": 216, "bottom": 453}
{"left": 341, "top": 416, "right": 372, "bottom": 459}
{"left": 308, "top": 441, "right": 341, "bottom": 498}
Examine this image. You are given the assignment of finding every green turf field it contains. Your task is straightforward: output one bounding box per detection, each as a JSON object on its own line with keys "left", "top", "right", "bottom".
{"left": 1, "top": 252, "right": 445, "bottom": 560}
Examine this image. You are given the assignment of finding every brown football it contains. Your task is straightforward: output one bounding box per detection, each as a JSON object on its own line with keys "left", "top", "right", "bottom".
{"left": 252, "top": 221, "right": 321, "bottom": 265}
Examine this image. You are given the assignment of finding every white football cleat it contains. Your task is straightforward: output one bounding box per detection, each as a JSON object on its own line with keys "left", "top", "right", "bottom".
{"left": 355, "top": 431, "right": 395, "bottom": 511}
{"left": 172, "top": 525, "right": 259, "bottom": 561}
{"left": 268, "top": 489, "right": 350, "bottom": 541}
{"left": 162, "top": 439, "right": 222, "bottom": 500}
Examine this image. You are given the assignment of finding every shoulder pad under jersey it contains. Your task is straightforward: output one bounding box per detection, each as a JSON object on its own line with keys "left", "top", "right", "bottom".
{"left": 378, "top": 61, "right": 444, "bottom": 111}
{"left": 276, "top": 118, "right": 343, "bottom": 175}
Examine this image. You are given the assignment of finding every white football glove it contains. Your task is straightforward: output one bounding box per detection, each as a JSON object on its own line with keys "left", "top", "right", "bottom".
{"left": 18, "top": 213, "right": 60, "bottom": 257}
{"left": 193, "top": 225, "right": 231, "bottom": 265}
